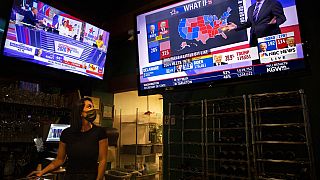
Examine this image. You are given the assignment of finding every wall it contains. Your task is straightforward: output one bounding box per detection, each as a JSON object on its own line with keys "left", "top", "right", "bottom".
{"left": 103, "top": 0, "right": 319, "bottom": 177}
{"left": 113, "top": 90, "right": 163, "bottom": 145}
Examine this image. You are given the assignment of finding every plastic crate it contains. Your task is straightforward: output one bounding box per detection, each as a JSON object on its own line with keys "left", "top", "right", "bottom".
{"left": 112, "top": 169, "right": 157, "bottom": 180}
{"left": 151, "top": 144, "right": 163, "bottom": 153}
{"left": 121, "top": 144, "right": 152, "bottom": 155}
{"left": 135, "top": 173, "right": 157, "bottom": 180}
{"left": 105, "top": 170, "right": 132, "bottom": 180}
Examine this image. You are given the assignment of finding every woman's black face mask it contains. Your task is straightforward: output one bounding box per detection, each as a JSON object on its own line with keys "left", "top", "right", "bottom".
{"left": 84, "top": 109, "right": 96, "bottom": 123}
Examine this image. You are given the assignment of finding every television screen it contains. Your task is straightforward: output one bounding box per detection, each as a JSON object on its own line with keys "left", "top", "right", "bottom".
{"left": 136, "top": 0, "right": 306, "bottom": 94}
{"left": 46, "top": 124, "right": 70, "bottom": 142}
{"left": 2, "top": 0, "right": 110, "bottom": 79}
{"left": 0, "top": 18, "right": 6, "bottom": 46}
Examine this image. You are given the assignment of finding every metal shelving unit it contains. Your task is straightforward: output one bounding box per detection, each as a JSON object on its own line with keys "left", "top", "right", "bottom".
{"left": 117, "top": 108, "right": 162, "bottom": 180}
{"left": 166, "top": 89, "right": 315, "bottom": 180}
{"left": 119, "top": 108, "right": 151, "bottom": 169}
{"left": 167, "top": 96, "right": 251, "bottom": 180}
{"left": 168, "top": 100, "right": 205, "bottom": 180}
{"left": 205, "top": 96, "right": 251, "bottom": 180}
{"left": 249, "top": 89, "right": 315, "bottom": 180}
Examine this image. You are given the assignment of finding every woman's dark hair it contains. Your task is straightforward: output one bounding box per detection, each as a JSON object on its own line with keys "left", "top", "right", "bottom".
{"left": 70, "top": 97, "right": 93, "bottom": 132}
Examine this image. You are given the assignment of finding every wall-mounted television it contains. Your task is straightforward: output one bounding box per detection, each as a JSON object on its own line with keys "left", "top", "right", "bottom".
{"left": 1, "top": 0, "right": 110, "bottom": 80}
{"left": 136, "top": 0, "right": 308, "bottom": 95}
{"left": 46, "top": 124, "right": 70, "bottom": 142}
{"left": 0, "top": 18, "right": 6, "bottom": 46}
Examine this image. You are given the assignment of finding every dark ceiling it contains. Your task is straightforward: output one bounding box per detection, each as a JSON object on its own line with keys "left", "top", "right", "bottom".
{"left": 0, "top": 0, "right": 176, "bottom": 92}
{"left": 50, "top": 0, "right": 175, "bottom": 41}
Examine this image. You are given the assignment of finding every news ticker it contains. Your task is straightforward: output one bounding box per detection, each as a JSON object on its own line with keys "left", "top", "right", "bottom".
{"left": 141, "top": 46, "right": 298, "bottom": 79}
{"left": 4, "top": 39, "right": 104, "bottom": 78}
{"left": 140, "top": 59, "right": 305, "bottom": 90}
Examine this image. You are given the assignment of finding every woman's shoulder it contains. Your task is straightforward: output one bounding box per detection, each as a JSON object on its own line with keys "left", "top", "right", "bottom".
{"left": 93, "top": 125, "right": 108, "bottom": 139}
{"left": 61, "top": 127, "right": 73, "bottom": 135}
{"left": 93, "top": 125, "right": 105, "bottom": 131}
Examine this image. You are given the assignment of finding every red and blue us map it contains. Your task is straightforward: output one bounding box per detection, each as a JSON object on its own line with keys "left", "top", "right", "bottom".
{"left": 145, "top": 0, "right": 247, "bottom": 61}
{"left": 178, "top": 7, "right": 231, "bottom": 45}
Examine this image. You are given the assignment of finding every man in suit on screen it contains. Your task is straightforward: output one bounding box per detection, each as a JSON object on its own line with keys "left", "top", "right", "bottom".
{"left": 159, "top": 21, "right": 168, "bottom": 35}
{"left": 22, "top": 7, "right": 43, "bottom": 26}
{"left": 148, "top": 24, "right": 157, "bottom": 39}
{"left": 213, "top": 54, "right": 227, "bottom": 66}
{"left": 286, "top": 37, "right": 296, "bottom": 48}
{"left": 150, "top": 25, "right": 155, "bottom": 35}
{"left": 259, "top": 42, "right": 268, "bottom": 52}
{"left": 226, "top": 0, "right": 286, "bottom": 47}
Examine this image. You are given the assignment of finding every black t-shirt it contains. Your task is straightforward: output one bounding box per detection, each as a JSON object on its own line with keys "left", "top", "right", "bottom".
{"left": 60, "top": 125, "right": 107, "bottom": 174}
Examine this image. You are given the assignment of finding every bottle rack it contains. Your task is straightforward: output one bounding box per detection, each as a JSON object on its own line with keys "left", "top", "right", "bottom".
{"left": 166, "top": 89, "right": 316, "bottom": 180}
{"left": 205, "top": 96, "right": 251, "bottom": 180}
{"left": 167, "top": 96, "right": 251, "bottom": 180}
{"left": 168, "top": 100, "right": 206, "bottom": 180}
{"left": 249, "top": 89, "right": 315, "bottom": 180}
{"left": 0, "top": 98, "right": 71, "bottom": 143}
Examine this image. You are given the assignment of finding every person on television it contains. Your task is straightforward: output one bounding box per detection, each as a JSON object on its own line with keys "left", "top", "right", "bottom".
{"left": 259, "top": 42, "right": 268, "bottom": 52}
{"left": 213, "top": 54, "right": 227, "bottom": 66}
{"left": 58, "top": 20, "right": 70, "bottom": 37}
{"left": 148, "top": 24, "right": 157, "bottom": 39}
{"left": 35, "top": 48, "right": 43, "bottom": 57}
{"left": 226, "top": 0, "right": 286, "bottom": 47}
{"left": 95, "top": 35, "right": 104, "bottom": 48}
{"left": 28, "top": 97, "right": 108, "bottom": 180}
{"left": 22, "top": 7, "right": 43, "bottom": 27}
{"left": 286, "top": 37, "right": 296, "bottom": 48}
{"left": 183, "top": 58, "right": 193, "bottom": 70}
{"left": 159, "top": 21, "right": 168, "bottom": 35}
{"left": 149, "top": 24, "right": 156, "bottom": 35}
{"left": 175, "top": 64, "right": 182, "bottom": 72}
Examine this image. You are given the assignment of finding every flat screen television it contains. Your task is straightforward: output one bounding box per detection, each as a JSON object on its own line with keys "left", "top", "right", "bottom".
{"left": 136, "top": 0, "right": 308, "bottom": 95}
{"left": 46, "top": 124, "right": 70, "bottom": 142}
{"left": 0, "top": 18, "right": 6, "bottom": 46}
{"left": 1, "top": 0, "right": 110, "bottom": 80}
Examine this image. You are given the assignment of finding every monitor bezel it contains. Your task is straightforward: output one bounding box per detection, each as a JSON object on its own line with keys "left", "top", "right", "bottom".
{"left": 0, "top": 0, "right": 111, "bottom": 82}
{"left": 134, "top": 0, "right": 312, "bottom": 96}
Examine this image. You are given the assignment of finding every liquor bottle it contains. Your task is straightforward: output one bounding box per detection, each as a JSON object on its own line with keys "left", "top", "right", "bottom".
{"left": 227, "top": 136, "right": 236, "bottom": 142}
{"left": 235, "top": 121, "right": 244, "bottom": 128}
{"left": 274, "top": 150, "right": 284, "bottom": 160}
{"left": 236, "top": 134, "right": 245, "bottom": 142}
{"left": 263, "top": 134, "right": 273, "bottom": 141}
{"left": 263, "top": 151, "right": 274, "bottom": 159}
{"left": 299, "top": 167, "right": 309, "bottom": 179}
{"left": 218, "top": 151, "right": 228, "bottom": 159}
{"left": 3, "top": 152, "right": 15, "bottom": 177}
{"left": 227, "top": 165, "right": 237, "bottom": 175}
{"left": 235, "top": 166, "right": 247, "bottom": 177}
{"left": 236, "top": 151, "right": 246, "bottom": 160}
{"left": 284, "top": 151, "right": 296, "bottom": 160}
{"left": 273, "top": 133, "right": 283, "bottom": 141}
{"left": 219, "top": 165, "right": 228, "bottom": 175}
{"left": 228, "top": 151, "right": 236, "bottom": 159}
{"left": 296, "top": 134, "right": 306, "bottom": 142}
{"left": 218, "top": 136, "right": 228, "bottom": 142}
{"left": 285, "top": 133, "right": 294, "bottom": 141}
{"left": 225, "top": 121, "right": 235, "bottom": 128}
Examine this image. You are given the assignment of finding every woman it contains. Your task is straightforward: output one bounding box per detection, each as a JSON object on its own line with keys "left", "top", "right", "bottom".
{"left": 59, "top": 20, "right": 70, "bottom": 37}
{"left": 29, "top": 97, "right": 108, "bottom": 180}
{"left": 95, "top": 35, "right": 104, "bottom": 48}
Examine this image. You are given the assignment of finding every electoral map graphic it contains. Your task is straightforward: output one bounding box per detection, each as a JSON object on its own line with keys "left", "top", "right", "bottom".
{"left": 171, "top": 1, "right": 247, "bottom": 57}
{"left": 178, "top": 7, "right": 232, "bottom": 45}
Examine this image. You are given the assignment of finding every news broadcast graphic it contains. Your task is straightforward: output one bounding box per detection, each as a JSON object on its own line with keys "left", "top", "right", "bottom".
{"left": 2, "top": 0, "right": 110, "bottom": 79}
{"left": 136, "top": 0, "right": 306, "bottom": 93}
{"left": 46, "top": 124, "right": 70, "bottom": 142}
